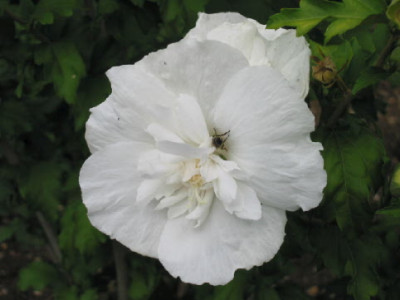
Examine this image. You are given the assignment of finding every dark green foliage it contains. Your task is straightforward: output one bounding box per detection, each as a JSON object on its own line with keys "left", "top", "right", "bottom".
{"left": 1, "top": 0, "right": 399, "bottom": 299}
{"left": 314, "top": 123, "right": 386, "bottom": 233}
{"left": 267, "top": 0, "right": 386, "bottom": 42}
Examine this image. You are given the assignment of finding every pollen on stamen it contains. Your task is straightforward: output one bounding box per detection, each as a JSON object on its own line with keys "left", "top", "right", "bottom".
{"left": 189, "top": 174, "right": 204, "bottom": 187}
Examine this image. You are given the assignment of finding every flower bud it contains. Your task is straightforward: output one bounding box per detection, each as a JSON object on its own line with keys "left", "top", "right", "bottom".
{"left": 312, "top": 56, "right": 337, "bottom": 87}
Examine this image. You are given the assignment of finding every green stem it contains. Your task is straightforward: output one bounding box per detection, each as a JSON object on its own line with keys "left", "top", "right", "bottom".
{"left": 113, "top": 241, "right": 128, "bottom": 300}
{"left": 36, "top": 211, "right": 62, "bottom": 264}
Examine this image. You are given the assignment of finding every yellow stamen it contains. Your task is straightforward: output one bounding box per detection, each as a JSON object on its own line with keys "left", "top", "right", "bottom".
{"left": 189, "top": 174, "right": 204, "bottom": 187}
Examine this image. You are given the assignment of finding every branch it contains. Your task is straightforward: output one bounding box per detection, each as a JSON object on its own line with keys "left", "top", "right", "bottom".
{"left": 325, "top": 31, "right": 398, "bottom": 128}
{"left": 35, "top": 211, "right": 62, "bottom": 264}
{"left": 113, "top": 240, "right": 128, "bottom": 300}
{"left": 4, "top": 8, "right": 28, "bottom": 25}
{"left": 326, "top": 91, "right": 353, "bottom": 128}
{"left": 374, "top": 33, "right": 397, "bottom": 68}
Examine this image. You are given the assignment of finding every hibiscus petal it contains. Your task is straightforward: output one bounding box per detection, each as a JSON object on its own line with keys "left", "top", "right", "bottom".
{"left": 139, "top": 38, "right": 248, "bottom": 119}
{"left": 185, "top": 189, "right": 214, "bottom": 227}
{"left": 156, "top": 189, "right": 187, "bottom": 210}
{"left": 186, "top": 12, "right": 310, "bottom": 98}
{"left": 213, "top": 171, "right": 237, "bottom": 206}
{"left": 137, "top": 178, "right": 165, "bottom": 204}
{"left": 212, "top": 66, "right": 326, "bottom": 211}
{"left": 157, "top": 141, "right": 210, "bottom": 159}
{"left": 79, "top": 142, "right": 166, "bottom": 258}
{"left": 85, "top": 99, "right": 148, "bottom": 153}
{"left": 261, "top": 30, "right": 311, "bottom": 98}
{"left": 146, "top": 123, "right": 183, "bottom": 143}
{"left": 187, "top": 12, "right": 248, "bottom": 39}
{"left": 172, "top": 94, "right": 209, "bottom": 145}
{"left": 137, "top": 149, "right": 182, "bottom": 177}
{"left": 206, "top": 22, "right": 262, "bottom": 64}
{"left": 168, "top": 201, "right": 189, "bottom": 219}
{"left": 232, "top": 182, "right": 262, "bottom": 221}
{"left": 85, "top": 65, "right": 177, "bottom": 153}
{"left": 158, "top": 201, "right": 286, "bottom": 285}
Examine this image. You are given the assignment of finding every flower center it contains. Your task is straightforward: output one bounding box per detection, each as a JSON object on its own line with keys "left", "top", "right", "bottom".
{"left": 189, "top": 174, "right": 204, "bottom": 188}
{"left": 136, "top": 94, "right": 243, "bottom": 227}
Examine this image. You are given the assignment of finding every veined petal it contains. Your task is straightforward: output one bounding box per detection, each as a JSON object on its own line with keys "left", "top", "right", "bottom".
{"left": 213, "top": 66, "right": 315, "bottom": 148}
{"left": 232, "top": 182, "right": 262, "bottom": 220}
{"left": 79, "top": 141, "right": 166, "bottom": 258}
{"left": 85, "top": 98, "right": 151, "bottom": 153}
{"left": 212, "top": 66, "right": 325, "bottom": 211}
{"left": 213, "top": 171, "right": 237, "bottom": 206}
{"left": 156, "top": 189, "right": 187, "bottom": 210}
{"left": 138, "top": 38, "right": 248, "bottom": 120}
{"left": 146, "top": 123, "right": 184, "bottom": 143}
{"left": 261, "top": 30, "right": 311, "bottom": 98}
{"left": 137, "top": 178, "right": 166, "bottom": 204}
{"left": 158, "top": 201, "right": 286, "bottom": 285}
{"left": 86, "top": 66, "right": 177, "bottom": 152}
{"left": 200, "top": 159, "right": 220, "bottom": 182}
{"left": 244, "top": 140, "right": 326, "bottom": 211}
{"left": 168, "top": 201, "right": 189, "bottom": 219}
{"left": 188, "top": 12, "right": 248, "bottom": 39}
{"left": 186, "top": 12, "right": 310, "bottom": 98}
{"left": 172, "top": 94, "right": 209, "bottom": 145}
{"left": 137, "top": 150, "right": 181, "bottom": 177}
{"left": 206, "top": 22, "right": 264, "bottom": 65}
{"left": 186, "top": 189, "right": 214, "bottom": 228}
{"left": 211, "top": 155, "right": 240, "bottom": 172}
{"left": 157, "top": 141, "right": 211, "bottom": 159}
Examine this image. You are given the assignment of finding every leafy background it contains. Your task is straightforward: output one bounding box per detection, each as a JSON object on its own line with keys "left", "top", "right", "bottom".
{"left": 1, "top": 0, "right": 400, "bottom": 299}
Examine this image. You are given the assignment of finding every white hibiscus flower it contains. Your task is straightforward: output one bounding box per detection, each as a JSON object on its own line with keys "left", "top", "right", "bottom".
{"left": 79, "top": 12, "right": 326, "bottom": 285}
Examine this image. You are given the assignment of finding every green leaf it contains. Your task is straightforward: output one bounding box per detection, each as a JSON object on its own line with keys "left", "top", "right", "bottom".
{"left": 0, "top": 219, "right": 22, "bottom": 242}
{"left": 315, "top": 124, "right": 386, "bottom": 233}
{"left": 0, "top": 101, "right": 32, "bottom": 137}
{"left": 310, "top": 227, "right": 348, "bottom": 276}
{"left": 129, "top": 0, "right": 145, "bottom": 7}
{"left": 268, "top": 0, "right": 385, "bottom": 42}
{"left": 345, "top": 237, "right": 386, "bottom": 300}
{"left": 390, "top": 164, "right": 400, "bottom": 197}
{"left": 376, "top": 206, "right": 400, "bottom": 216}
{"left": 268, "top": 0, "right": 337, "bottom": 36}
{"left": 352, "top": 68, "right": 387, "bottom": 94}
{"left": 74, "top": 76, "right": 111, "bottom": 130}
{"left": 387, "top": 70, "right": 400, "bottom": 86}
{"left": 183, "top": 0, "right": 210, "bottom": 12}
{"left": 310, "top": 40, "right": 353, "bottom": 73}
{"left": 390, "top": 46, "right": 400, "bottom": 63}
{"left": 324, "top": 0, "right": 385, "bottom": 42}
{"left": 212, "top": 271, "right": 247, "bottom": 300}
{"left": 387, "top": 0, "right": 400, "bottom": 28}
{"left": 98, "top": 0, "right": 120, "bottom": 14}
{"left": 80, "top": 289, "right": 98, "bottom": 300}
{"left": 55, "top": 286, "right": 79, "bottom": 300}
{"left": 129, "top": 271, "right": 158, "bottom": 300}
{"left": 256, "top": 286, "right": 280, "bottom": 300}
{"left": 128, "top": 256, "right": 160, "bottom": 300}
{"left": 33, "top": 0, "right": 78, "bottom": 25}
{"left": 19, "top": 161, "right": 64, "bottom": 220}
{"left": 59, "top": 200, "right": 106, "bottom": 254}
{"left": 18, "top": 261, "right": 59, "bottom": 291}
{"left": 51, "top": 42, "right": 86, "bottom": 104}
